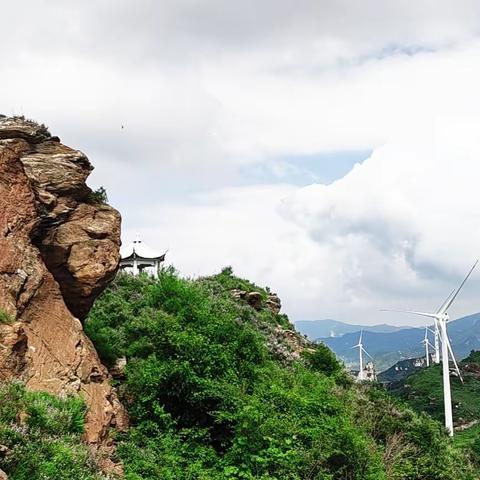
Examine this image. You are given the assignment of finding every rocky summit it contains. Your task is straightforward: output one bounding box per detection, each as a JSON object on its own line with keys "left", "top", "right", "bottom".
{"left": 0, "top": 117, "right": 126, "bottom": 451}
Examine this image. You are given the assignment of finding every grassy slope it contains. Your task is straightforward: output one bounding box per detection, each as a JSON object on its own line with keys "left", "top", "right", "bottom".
{"left": 0, "top": 383, "right": 104, "bottom": 480}
{"left": 389, "top": 350, "right": 480, "bottom": 468}
{"left": 389, "top": 351, "right": 480, "bottom": 425}
{"left": 82, "top": 268, "right": 478, "bottom": 480}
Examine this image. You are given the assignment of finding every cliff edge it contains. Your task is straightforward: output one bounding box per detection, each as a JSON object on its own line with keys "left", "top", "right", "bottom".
{"left": 0, "top": 116, "right": 126, "bottom": 449}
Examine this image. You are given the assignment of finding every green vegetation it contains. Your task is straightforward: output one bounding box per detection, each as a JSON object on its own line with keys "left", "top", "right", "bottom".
{"left": 389, "top": 350, "right": 480, "bottom": 424}
{"left": 11, "top": 115, "right": 51, "bottom": 139}
{"left": 390, "top": 350, "right": 480, "bottom": 471}
{"left": 83, "top": 268, "right": 478, "bottom": 479}
{"left": 87, "top": 186, "right": 109, "bottom": 204}
{"left": 0, "top": 382, "right": 104, "bottom": 480}
{"left": 454, "top": 423, "right": 480, "bottom": 450}
{"left": 0, "top": 309, "right": 14, "bottom": 324}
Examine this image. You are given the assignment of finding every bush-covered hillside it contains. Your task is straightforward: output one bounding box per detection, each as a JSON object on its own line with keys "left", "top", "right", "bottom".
{"left": 389, "top": 350, "right": 480, "bottom": 425}
{"left": 81, "top": 268, "right": 478, "bottom": 480}
{"left": 389, "top": 350, "right": 480, "bottom": 465}
{"left": 0, "top": 382, "right": 104, "bottom": 480}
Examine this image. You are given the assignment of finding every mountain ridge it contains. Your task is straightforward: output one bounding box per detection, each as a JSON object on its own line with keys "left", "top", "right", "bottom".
{"left": 316, "top": 313, "right": 480, "bottom": 371}
{"left": 295, "top": 318, "right": 409, "bottom": 339}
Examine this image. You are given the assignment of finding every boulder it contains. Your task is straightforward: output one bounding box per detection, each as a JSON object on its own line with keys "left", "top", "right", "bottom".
{"left": 230, "top": 289, "right": 247, "bottom": 300}
{"left": 245, "top": 291, "right": 263, "bottom": 310}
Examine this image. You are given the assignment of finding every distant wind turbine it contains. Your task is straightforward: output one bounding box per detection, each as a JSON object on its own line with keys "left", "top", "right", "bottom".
{"left": 352, "top": 330, "right": 375, "bottom": 381}
{"left": 382, "top": 260, "right": 477, "bottom": 436}
{"left": 421, "top": 326, "right": 436, "bottom": 367}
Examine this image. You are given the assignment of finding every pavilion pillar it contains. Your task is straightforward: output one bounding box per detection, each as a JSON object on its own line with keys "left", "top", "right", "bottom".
{"left": 133, "top": 257, "right": 138, "bottom": 276}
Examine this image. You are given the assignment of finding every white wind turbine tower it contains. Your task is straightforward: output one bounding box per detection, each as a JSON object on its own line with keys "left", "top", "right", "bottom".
{"left": 421, "top": 326, "right": 436, "bottom": 367}
{"left": 353, "top": 330, "right": 375, "bottom": 381}
{"left": 383, "top": 260, "right": 477, "bottom": 436}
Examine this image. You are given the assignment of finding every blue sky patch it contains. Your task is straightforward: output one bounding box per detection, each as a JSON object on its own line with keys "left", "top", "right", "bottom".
{"left": 240, "top": 150, "right": 372, "bottom": 186}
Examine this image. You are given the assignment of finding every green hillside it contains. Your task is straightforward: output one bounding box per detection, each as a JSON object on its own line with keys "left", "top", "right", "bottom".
{"left": 2, "top": 267, "right": 478, "bottom": 479}
{"left": 389, "top": 351, "right": 480, "bottom": 467}
{"left": 82, "top": 268, "right": 477, "bottom": 479}
{"left": 389, "top": 351, "right": 480, "bottom": 426}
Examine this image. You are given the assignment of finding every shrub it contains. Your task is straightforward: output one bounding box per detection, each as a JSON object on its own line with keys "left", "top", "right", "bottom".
{"left": 0, "top": 309, "right": 14, "bottom": 324}
{"left": 303, "top": 342, "right": 341, "bottom": 376}
{"left": 87, "top": 186, "right": 108, "bottom": 204}
{"left": 0, "top": 383, "right": 104, "bottom": 480}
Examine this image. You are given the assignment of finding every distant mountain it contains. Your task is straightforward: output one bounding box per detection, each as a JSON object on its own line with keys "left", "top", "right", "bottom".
{"left": 319, "top": 313, "right": 480, "bottom": 372}
{"left": 295, "top": 319, "right": 408, "bottom": 340}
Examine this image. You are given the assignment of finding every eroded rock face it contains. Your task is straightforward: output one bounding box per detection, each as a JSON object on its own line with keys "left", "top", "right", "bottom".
{"left": 38, "top": 202, "right": 121, "bottom": 319}
{"left": 0, "top": 116, "right": 127, "bottom": 448}
{"left": 266, "top": 293, "right": 281, "bottom": 314}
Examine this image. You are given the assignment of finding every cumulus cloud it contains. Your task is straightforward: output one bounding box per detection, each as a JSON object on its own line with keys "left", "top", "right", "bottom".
{"left": 3, "top": 1, "right": 480, "bottom": 324}
{"left": 281, "top": 124, "right": 480, "bottom": 322}
{"left": 128, "top": 124, "right": 480, "bottom": 326}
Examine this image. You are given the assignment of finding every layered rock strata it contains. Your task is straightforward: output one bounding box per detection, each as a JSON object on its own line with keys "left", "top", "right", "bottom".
{"left": 0, "top": 116, "right": 126, "bottom": 447}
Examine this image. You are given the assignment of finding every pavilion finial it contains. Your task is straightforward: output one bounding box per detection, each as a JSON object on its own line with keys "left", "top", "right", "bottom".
{"left": 134, "top": 232, "right": 141, "bottom": 244}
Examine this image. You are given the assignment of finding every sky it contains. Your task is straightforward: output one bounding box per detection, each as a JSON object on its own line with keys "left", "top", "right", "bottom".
{"left": 3, "top": 1, "right": 480, "bottom": 325}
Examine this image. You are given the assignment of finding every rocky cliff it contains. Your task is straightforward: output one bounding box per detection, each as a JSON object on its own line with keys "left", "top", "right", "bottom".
{"left": 0, "top": 116, "right": 126, "bottom": 450}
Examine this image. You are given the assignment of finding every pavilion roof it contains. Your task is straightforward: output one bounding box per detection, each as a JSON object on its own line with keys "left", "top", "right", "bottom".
{"left": 120, "top": 238, "right": 166, "bottom": 260}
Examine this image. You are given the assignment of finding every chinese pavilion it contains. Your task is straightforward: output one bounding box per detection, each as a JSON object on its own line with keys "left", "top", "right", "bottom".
{"left": 119, "top": 235, "right": 166, "bottom": 276}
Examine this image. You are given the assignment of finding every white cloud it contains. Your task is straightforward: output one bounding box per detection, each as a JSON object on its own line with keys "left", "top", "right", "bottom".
{"left": 281, "top": 121, "right": 480, "bottom": 322}
{"left": 202, "top": 40, "right": 480, "bottom": 158}
{"left": 127, "top": 124, "right": 480, "bottom": 326}
{"left": 3, "top": 2, "right": 480, "bottom": 325}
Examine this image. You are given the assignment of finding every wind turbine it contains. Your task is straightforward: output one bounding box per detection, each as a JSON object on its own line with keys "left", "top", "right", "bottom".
{"left": 433, "top": 321, "right": 440, "bottom": 364}
{"left": 353, "top": 330, "right": 375, "bottom": 381}
{"left": 421, "top": 326, "right": 436, "bottom": 367}
{"left": 382, "top": 260, "right": 477, "bottom": 436}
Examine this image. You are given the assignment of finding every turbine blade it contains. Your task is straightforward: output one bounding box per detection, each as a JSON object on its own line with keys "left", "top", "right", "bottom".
{"left": 362, "top": 347, "right": 374, "bottom": 361}
{"left": 440, "top": 260, "right": 479, "bottom": 315}
{"left": 436, "top": 289, "right": 456, "bottom": 315}
{"left": 445, "top": 334, "right": 463, "bottom": 383}
{"left": 381, "top": 309, "right": 438, "bottom": 319}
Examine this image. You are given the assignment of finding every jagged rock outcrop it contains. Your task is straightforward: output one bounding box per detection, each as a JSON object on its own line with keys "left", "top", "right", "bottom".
{"left": 230, "top": 286, "right": 312, "bottom": 363}
{"left": 266, "top": 293, "right": 281, "bottom": 314}
{"left": 231, "top": 288, "right": 282, "bottom": 314}
{"left": 0, "top": 117, "right": 127, "bottom": 452}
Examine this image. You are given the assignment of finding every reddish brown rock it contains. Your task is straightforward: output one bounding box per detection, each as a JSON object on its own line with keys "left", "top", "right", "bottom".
{"left": 0, "top": 116, "right": 127, "bottom": 450}
{"left": 38, "top": 202, "right": 121, "bottom": 319}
